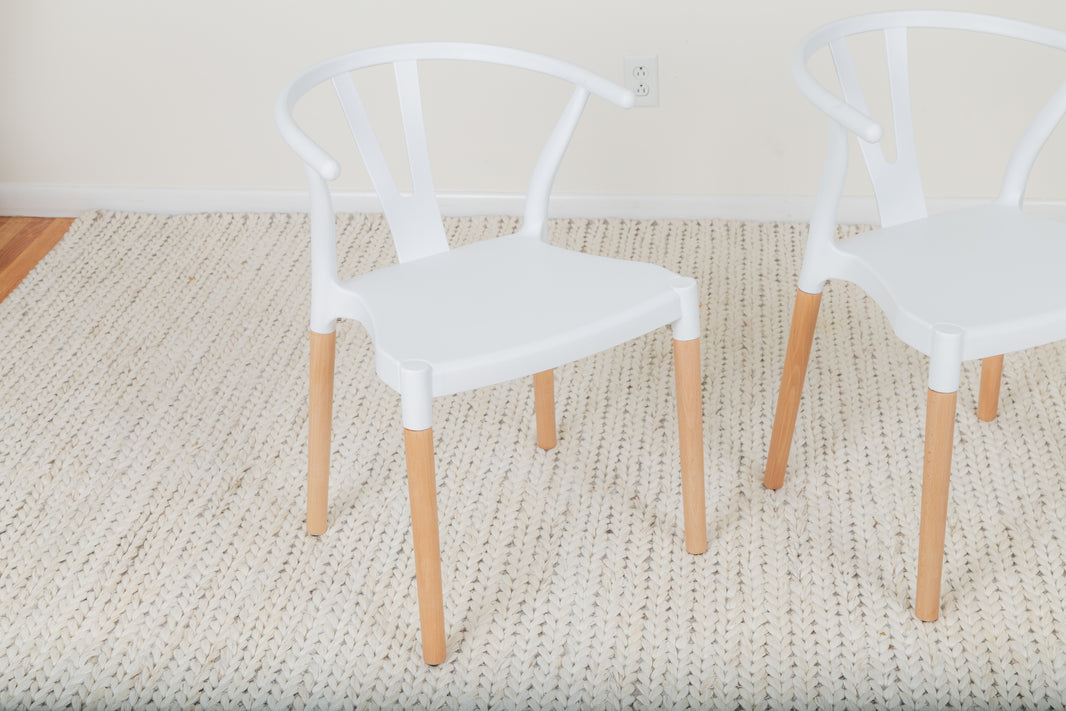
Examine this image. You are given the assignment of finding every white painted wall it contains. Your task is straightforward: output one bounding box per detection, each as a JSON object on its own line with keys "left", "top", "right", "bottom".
{"left": 2, "top": 1, "right": 1066, "bottom": 216}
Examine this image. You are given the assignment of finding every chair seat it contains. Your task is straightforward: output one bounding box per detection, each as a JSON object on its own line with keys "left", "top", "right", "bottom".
{"left": 833, "top": 204, "right": 1066, "bottom": 360}
{"left": 342, "top": 233, "right": 687, "bottom": 397}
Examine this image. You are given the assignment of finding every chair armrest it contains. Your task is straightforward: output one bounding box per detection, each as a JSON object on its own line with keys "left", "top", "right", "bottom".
{"left": 1000, "top": 78, "right": 1066, "bottom": 206}
{"left": 791, "top": 39, "right": 883, "bottom": 144}
{"left": 275, "top": 83, "right": 342, "bottom": 181}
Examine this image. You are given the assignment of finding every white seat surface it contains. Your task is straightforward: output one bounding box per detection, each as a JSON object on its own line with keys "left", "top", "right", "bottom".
{"left": 834, "top": 204, "right": 1066, "bottom": 359}
{"left": 344, "top": 234, "right": 686, "bottom": 397}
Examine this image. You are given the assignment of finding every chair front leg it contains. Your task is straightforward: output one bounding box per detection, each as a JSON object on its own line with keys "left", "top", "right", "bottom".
{"left": 308, "top": 330, "right": 336, "bottom": 535}
{"left": 533, "top": 369, "right": 557, "bottom": 450}
{"left": 404, "top": 426, "right": 446, "bottom": 665}
{"left": 915, "top": 387, "right": 958, "bottom": 621}
{"left": 673, "top": 337, "right": 707, "bottom": 555}
{"left": 765, "top": 289, "right": 823, "bottom": 489}
{"left": 977, "top": 355, "right": 1004, "bottom": 422}
{"left": 915, "top": 326, "right": 963, "bottom": 621}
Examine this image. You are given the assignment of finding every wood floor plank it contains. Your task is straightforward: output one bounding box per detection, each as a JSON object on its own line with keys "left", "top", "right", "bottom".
{"left": 0, "top": 217, "right": 35, "bottom": 255}
{"left": 0, "top": 219, "right": 52, "bottom": 268}
{"left": 0, "top": 217, "right": 74, "bottom": 302}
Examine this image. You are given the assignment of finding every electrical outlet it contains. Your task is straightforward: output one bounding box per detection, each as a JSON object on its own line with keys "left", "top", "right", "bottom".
{"left": 624, "top": 55, "right": 658, "bottom": 107}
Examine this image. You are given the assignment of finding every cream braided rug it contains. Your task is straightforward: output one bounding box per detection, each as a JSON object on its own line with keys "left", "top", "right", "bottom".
{"left": 3, "top": 211, "right": 1066, "bottom": 709}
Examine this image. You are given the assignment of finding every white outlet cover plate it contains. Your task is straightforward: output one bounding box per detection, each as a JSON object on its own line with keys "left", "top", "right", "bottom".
{"left": 624, "top": 55, "right": 658, "bottom": 107}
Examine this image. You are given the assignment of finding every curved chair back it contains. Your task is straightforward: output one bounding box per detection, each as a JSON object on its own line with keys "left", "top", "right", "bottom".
{"left": 793, "top": 11, "right": 1066, "bottom": 230}
{"left": 276, "top": 43, "right": 634, "bottom": 267}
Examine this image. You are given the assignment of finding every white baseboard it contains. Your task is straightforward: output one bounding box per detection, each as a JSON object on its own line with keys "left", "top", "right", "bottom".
{"left": 0, "top": 185, "right": 829, "bottom": 220}
{"left": 2, "top": 184, "right": 1065, "bottom": 224}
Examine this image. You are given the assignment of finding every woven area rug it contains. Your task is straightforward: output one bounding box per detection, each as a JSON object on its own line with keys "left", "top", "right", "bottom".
{"left": 3, "top": 211, "right": 1066, "bottom": 709}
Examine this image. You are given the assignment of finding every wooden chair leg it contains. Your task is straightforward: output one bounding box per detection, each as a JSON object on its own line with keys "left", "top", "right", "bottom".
{"left": 673, "top": 338, "right": 707, "bottom": 555}
{"left": 977, "top": 355, "right": 1004, "bottom": 422}
{"left": 915, "top": 387, "right": 958, "bottom": 621}
{"left": 404, "top": 427, "right": 446, "bottom": 665}
{"left": 534, "top": 369, "right": 557, "bottom": 450}
{"left": 765, "top": 289, "right": 823, "bottom": 489}
{"left": 308, "top": 330, "right": 336, "bottom": 536}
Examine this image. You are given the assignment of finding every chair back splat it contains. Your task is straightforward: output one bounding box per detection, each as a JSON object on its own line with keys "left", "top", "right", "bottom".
{"left": 828, "top": 29, "right": 925, "bottom": 227}
{"left": 277, "top": 43, "right": 634, "bottom": 271}
{"left": 793, "top": 11, "right": 1066, "bottom": 230}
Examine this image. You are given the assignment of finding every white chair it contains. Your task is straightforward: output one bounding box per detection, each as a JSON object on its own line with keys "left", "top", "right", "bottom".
{"left": 275, "top": 43, "right": 707, "bottom": 664}
{"left": 767, "top": 11, "right": 1066, "bottom": 621}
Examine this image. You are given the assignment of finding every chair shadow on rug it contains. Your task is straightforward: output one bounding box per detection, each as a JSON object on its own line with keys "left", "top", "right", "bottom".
{"left": 767, "top": 11, "right": 1066, "bottom": 621}
{"left": 275, "top": 43, "right": 707, "bottom": 664}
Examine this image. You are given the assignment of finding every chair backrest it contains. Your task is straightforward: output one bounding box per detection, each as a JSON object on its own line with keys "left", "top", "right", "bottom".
{"left": 276, "top": 43, "right": 634, "bottom": 268}
{"left": 793, "top": 11, "right": 1066, "bottom": 227}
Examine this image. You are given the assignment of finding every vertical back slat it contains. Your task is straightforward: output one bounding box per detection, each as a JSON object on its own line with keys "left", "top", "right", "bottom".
{"left": 830, "top": 33, "right": 926, "bottom": 227}
{"left": 885, "top": 28, "right": 918, "bottom": 164}
{"left": 882, "top": 27, "right": 926, "bottom": 224}
{"left": 334, "top": 69, "right": 448, "bottom": 263}
{"left": 395, "top": 60, "right": 438, "bottom": 205}
{"left": 333, "top": 72, "right": 401, "bottom": 205}
{"left": 830, "top": 37, "right": 883, "bottom": 172}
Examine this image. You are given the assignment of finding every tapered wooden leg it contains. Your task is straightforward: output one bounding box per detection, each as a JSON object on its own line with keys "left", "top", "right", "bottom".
{"left": 765, "top": 289, "right": 823, "bottom": 489}
{"left": 404, "top": 427, "right": 446, "bottom": 665}
{"left": 915, "top": 388, "right": 958, "bottom": 621}
{"left": 534, "top": 369, "right": 557, "bottom": 450}
{"left": 673, "top": 338, "right": 707, "bottom": 555}
{"left": 308, "top": 330, "right": 336, "bottom": 536}
{"left": 977, "top": 355, "right": 1004, "bottom": 422}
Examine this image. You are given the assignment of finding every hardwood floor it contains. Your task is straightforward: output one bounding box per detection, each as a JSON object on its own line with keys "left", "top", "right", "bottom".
{"left": 0, "top": 217, "right": 74, "bottom": 302}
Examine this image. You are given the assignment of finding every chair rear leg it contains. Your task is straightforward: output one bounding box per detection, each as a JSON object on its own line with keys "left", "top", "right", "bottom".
{"left": 673, "top": 337, "right": 707, "bottom": 555}
{"left": 765, "top": 289, "right": 823, "bottom": 489}
{"left": 915, "top": 387, "right": 958, "bottom": 621}
{"left": 534, "top": 369, "right": 557, "bottom": 450}
{"left": 977, "top": 355, "right": 1004, "bottom": 422}
{"left": 308, "top": 330, "right": 336, "bottom": 535}
{"left": 404, "top": 426, "right": 446, "bottom": 665}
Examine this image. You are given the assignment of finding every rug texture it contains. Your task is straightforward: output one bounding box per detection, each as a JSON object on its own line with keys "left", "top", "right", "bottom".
{"left": 2, "top": 211, "right": 1066, "bottom": 709}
